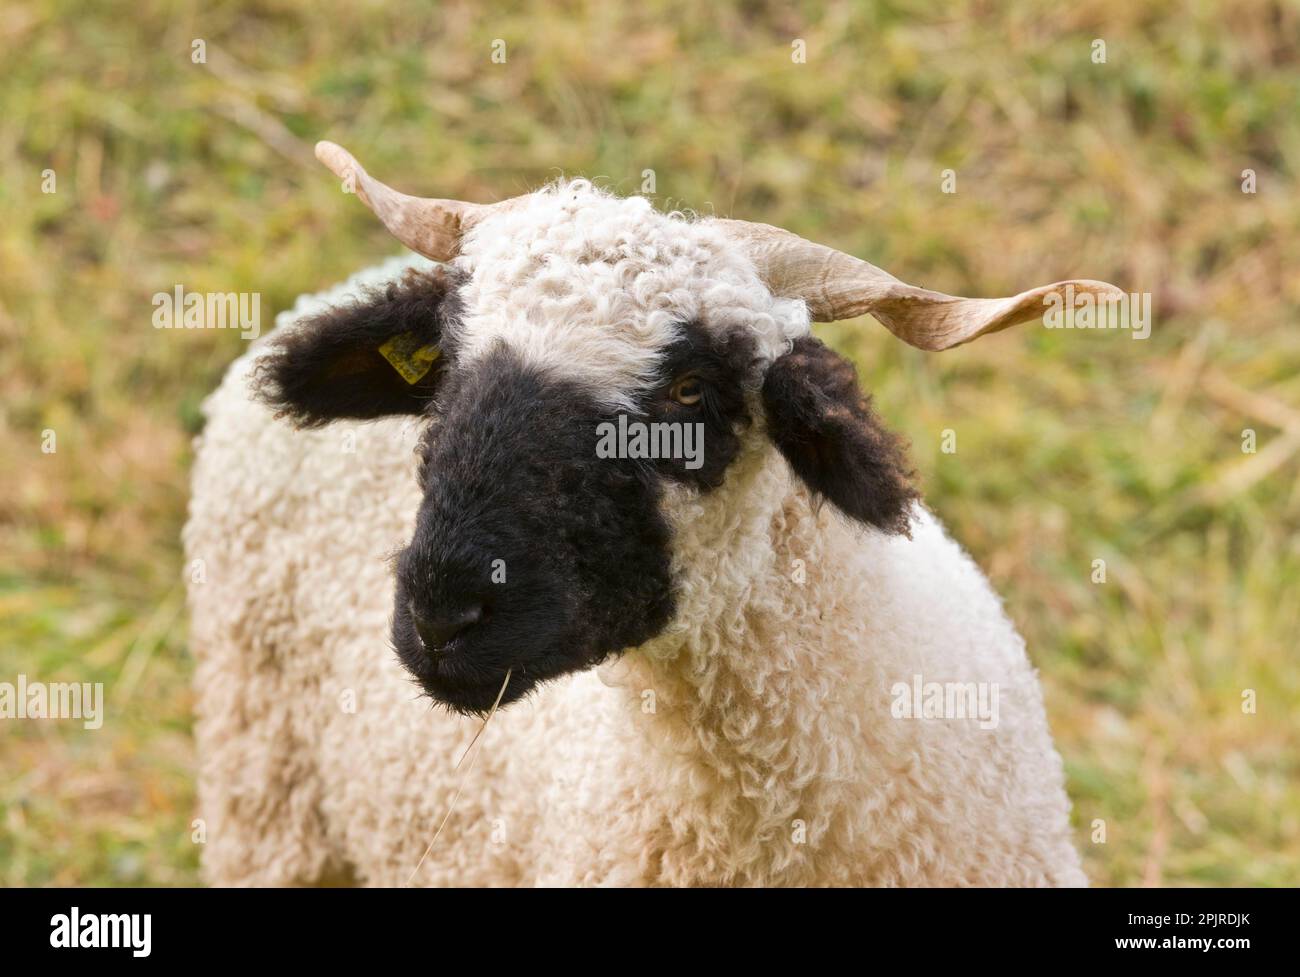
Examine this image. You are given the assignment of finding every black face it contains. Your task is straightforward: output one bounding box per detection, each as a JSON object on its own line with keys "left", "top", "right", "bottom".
{"left": 256, "top": 267, "right": 917, "bottom": 715}
{"left": 390, "top": 323, "right": 759, "bottom": 714}
{"left": 392, "top": 346, "right": 663, "bottom": 712}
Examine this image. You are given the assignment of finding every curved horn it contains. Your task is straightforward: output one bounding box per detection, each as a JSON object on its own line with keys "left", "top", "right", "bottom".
{"left": 315, "top": 141, "right": 504, "bottom": 261}
{"left": 717, "top": 219, "right": 1125, "bottom": 351}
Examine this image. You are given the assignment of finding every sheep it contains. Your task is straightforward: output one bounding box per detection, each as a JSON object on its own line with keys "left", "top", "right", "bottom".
{"left": 184, "top": 141, "right": 1122, "bottom": 886}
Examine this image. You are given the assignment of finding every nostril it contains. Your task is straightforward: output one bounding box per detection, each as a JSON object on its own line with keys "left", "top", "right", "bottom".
{"left": 412, "top": 603, "right": 485, "bottom": 654}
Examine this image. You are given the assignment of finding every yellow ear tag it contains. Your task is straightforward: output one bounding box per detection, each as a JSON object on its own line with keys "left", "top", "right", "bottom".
{"left": 378, "top": 332, "right": 440, "bottom": 384}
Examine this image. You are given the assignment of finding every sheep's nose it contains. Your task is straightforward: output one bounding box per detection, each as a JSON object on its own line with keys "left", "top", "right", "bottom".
{"left": 412, "top": 603, "right": 484, "bottom": 655}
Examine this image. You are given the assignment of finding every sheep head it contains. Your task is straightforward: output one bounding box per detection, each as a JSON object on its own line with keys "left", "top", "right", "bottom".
{"left": 254, "top": 142, "right": 1122, "bottom": 714}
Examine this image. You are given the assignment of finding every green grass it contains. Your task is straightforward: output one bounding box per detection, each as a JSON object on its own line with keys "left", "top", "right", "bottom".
{"left": 2, "top": 0, "right": 1297, "bottom": 886}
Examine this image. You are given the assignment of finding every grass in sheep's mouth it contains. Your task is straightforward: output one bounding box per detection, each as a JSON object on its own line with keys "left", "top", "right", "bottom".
{"left": 407, "top": 669, "right": 512, "bottom": 886}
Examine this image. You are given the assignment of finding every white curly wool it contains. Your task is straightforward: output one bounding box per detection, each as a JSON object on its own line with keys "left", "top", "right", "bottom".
{"left": 185, "top": 184, "right": 1085, "bottom": 887}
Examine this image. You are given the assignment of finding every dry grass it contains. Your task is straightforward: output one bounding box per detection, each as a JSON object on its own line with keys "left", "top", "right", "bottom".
{"left": 1, "top": 0, "right": 1297, "bottom": 886}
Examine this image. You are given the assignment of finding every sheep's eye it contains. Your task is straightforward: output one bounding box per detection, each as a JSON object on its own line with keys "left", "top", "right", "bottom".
{"left": 669, "top": 377, "right": 704, "bottom": 406}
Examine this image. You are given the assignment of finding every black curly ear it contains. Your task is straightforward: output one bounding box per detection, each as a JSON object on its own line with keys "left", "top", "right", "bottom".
{"left": 253, "top": 266, "right": 461, "bottom": 427}
{"left": 762, "top": 337, "right": 919, "bottom": 534}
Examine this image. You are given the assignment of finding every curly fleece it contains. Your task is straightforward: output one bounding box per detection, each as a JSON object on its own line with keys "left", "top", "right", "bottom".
{"left": 185, "top": 181, "right": 1085, "bottom": 886}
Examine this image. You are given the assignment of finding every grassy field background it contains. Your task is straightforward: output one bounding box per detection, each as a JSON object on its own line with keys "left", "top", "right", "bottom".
{"left": 2, "top": 0, "right": 1297, "bottom": 886}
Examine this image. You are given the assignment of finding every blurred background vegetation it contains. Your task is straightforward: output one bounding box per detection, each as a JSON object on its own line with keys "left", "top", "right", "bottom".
{"left": 2, "top": 0, "right": 1297, "bottom": 886}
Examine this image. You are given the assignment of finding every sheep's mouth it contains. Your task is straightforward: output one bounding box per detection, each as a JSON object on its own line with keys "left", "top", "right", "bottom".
{"left": 391, "top": 599, "right": 599, "bottom": 715}
{"left": 416, "top": 640, "right": 617, "bottom": 716}
{"left": 391, "top": 630, "right": 518, "bottom": 717}
{"left": 420, "top": 666, "right": 530, "bottom": 717}
{"left": 392, "top": 584, "right": 668, "bottom": 715}
{"left": 424, "top": 635, "right": 635, "bottom": 716}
